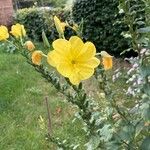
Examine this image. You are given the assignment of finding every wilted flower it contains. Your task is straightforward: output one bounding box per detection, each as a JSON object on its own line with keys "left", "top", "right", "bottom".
{"left": 10, "top": 23, "right": 26, "bottom": 38}
{"left": 25, "top": 41, "right": 35, "bottom": 51}
{"left": 0, "top": 25, "right": 9, "bottom": 41}
{"left": 101, "top": 51, "right": 113, "bottom": 70}
{"left": 32, "top": 51, "right": 43, "bottom": 65}
{"left": 47, "top": 36, "right": 100, "bottom": 85}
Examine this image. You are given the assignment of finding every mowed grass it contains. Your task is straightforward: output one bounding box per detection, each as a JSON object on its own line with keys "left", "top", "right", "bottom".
{"left": 0, "top": 50, "right": 86, "bottom": 150}
{"left": 0, "top": 48, "right": 132, "bottom": 150}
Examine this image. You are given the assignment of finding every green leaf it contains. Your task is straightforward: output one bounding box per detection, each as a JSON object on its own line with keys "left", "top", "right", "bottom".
{"left": 99, "top": 124, "right": 113, "bottom": 142}
{"left": 119, "top": 124, "right": 135, "bottom": 141}
{"left": 42, "top": 30, "right": 50, "bottom": 48}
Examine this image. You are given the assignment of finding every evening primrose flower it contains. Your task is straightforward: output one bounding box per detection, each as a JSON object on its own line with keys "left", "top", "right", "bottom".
{"left": 47, "top": 36, "right": 100, "bottom": 85}
{"left": 54, "top": 16, "right": 66, "bottom": 35}
{"left": 25, "top": 41, "right": 35, "bottom": 51}
{"left": 10, "top": 23, "right": 26, "bottom": 38}
{"left": 101, "top": 51, "right": 113, "bottom": 70}
{"left": 0, "top": 25, "right": 9, "bottom": 41}
{"left": 32, "top": 51, "right": 43, "bottom": 65}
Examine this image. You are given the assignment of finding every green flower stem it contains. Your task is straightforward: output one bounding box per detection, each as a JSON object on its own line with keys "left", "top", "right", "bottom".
{"left": 95, "top": 66, "right": 131, "bottom": 121}
{"left": 65, "top": 78, "right": 79, "bottom": 92}
{"left": 120, "top": 0, "right": 140, "bottom": 55}
{"left": 6, "top": 40, "right": 20, "bottom": 50}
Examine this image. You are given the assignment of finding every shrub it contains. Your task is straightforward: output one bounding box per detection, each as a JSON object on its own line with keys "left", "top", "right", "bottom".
{"left": 72, "top": 0, "right": 146, "bottom": 56}
{"left": 14, "top": 0, "right": 67, "bottom": 8}
{"left": 14, "top": 7, "right": 73, "bottom": 42}
{"left": 72, "top": 0, "right": 130, "bottom": 56}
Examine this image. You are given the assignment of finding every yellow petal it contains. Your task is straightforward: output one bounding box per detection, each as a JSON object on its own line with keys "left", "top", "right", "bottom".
{"left": 77, "top": 42, "right": 96, "bottom": 61}
{"left": 57, "top": 63, "right": 73, "bottom": 77}
{"left": 10, "top": 23, "right": 26, "bottom": 38}
{"left": 78, "top": 57, "right": 100, "bottom": 68}
{"left": 52, "top": 39, "right": 71, "bottom": 58}
{"left": 77, "top": 64, "right": 95, "bottom": 80}
{"left": 69, "top": 36, "right": 84, "bottom": 57}
{"left": 87, "top": 57, "right": 100, "bottom": 68}
{"left": 69, "top": 73, "right": 81, "bottom": 85}
{"left": 47, "top": 50, "right": 60, "bottom": 67}
{"left": 0, "top": 25, "right": 9, "bottom": 41}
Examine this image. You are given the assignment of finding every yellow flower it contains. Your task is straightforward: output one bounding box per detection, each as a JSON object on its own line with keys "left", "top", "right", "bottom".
{"left": 32, "top": 51, "right": 43, "bottom": 65}
{"left": 47, "top": 36, "right": 100, "bottom": 85}
{"left": 10, "top": 23, "right": 26, "bottom": 38}
{"left": 25, "top": 41, "right": 35, "bottom": 51}
{"left": 101, "top": 51, "right": 113, "bottom": 70}
{"left": 54, "top": 16, "right": 66, "bottom": 35}
{"left": 0, "top": 25, "right": 9, "bottom": 41}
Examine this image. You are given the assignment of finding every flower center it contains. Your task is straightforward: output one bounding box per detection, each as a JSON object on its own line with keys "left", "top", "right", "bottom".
{"left": 71, "top": 60, "right": 76, "bottom": 64}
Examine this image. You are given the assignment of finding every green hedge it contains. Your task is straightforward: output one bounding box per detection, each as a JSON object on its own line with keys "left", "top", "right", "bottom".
{"left": 72, "top": 0, "right": 131, "bottom": 56}
{"left": 72, "top": 0, "right": 146, "bottom": 56}
{"left": 14, "top": 7, "right": 73, "bottom": 42}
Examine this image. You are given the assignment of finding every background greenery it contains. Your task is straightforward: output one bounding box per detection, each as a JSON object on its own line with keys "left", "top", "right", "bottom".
{"left": 72, "top": 0, "right": 146, "bottom": 56}
{"left": 14, "top": 7, "right": 73, "bottom": 41}
{"left": 13, "top": 0, "right": 68, "bottom": 8}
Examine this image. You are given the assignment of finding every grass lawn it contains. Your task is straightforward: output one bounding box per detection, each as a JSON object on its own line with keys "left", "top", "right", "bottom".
{"left": 0, "top": 50, "right": 86, "bottom": 150}
{"left": 0, "top": 47, "right": 132, "bottom": 150}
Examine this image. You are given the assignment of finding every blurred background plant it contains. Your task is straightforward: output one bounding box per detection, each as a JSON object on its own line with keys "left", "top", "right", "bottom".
{"left": 72, "top": 0, "right": 146, "bottom": 57}
{"left": 13, "top": 0, "right": 68, "bottom": 9}
{"left": 14, "top": 7, "right": 74, "bottom": 42}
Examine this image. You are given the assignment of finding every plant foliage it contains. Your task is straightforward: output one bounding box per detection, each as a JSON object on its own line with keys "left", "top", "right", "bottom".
{"left": 72, "top": 0, "right": 146, "bottom": 56}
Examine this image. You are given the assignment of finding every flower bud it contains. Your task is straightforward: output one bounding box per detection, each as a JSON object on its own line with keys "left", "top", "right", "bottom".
{"left": 32, "top": 51, "right": 43, "bottom": 65}
{"left": 25, "top": 41, "right": 35, "bottom": 51}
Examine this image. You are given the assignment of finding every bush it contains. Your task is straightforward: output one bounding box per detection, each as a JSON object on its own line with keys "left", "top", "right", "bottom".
{"left": 72, "top": 0, "right": 146, "bottom": 56}
{"left": 14, "top": 7, "right": 73, "bottom": 42}
{"left": 14, "top": 0, "right": 67, "bottom": 8}
{"left": 72, "top": 0, "right": 130, "bottom": 56}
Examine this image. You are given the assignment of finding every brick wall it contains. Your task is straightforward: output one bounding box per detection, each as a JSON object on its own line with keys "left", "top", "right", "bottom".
{"left": 0, "top": 0, "right": 13, "bottom": 26}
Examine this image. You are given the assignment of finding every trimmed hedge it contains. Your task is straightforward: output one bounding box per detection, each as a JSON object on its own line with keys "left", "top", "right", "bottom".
{"left": 72, "top": 0, "right": 146, "bottom": 56}
{"left": 72, "top": 0, "right": 131, "bottom": 56}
